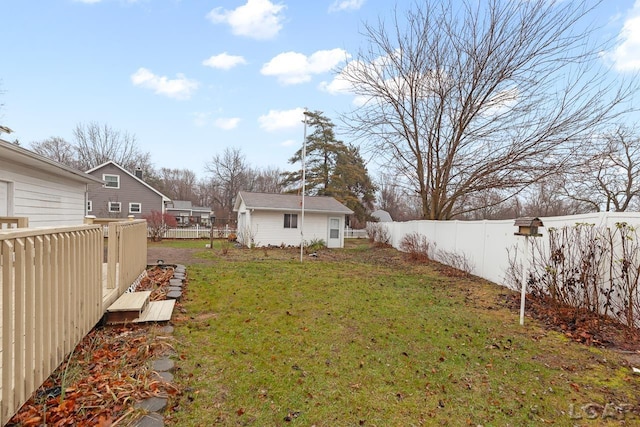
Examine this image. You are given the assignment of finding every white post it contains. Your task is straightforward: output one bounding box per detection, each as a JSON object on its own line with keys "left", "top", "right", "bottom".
{"left": 520, "top": 236, "right": 529, "bottom": 326}
{"left": 300, "top": 110, "right": 308, "bottom": 262}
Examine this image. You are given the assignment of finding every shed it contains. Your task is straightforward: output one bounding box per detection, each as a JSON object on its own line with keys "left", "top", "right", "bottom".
{"left": 0, "top": 138, "right": 103, "bottom": 227}
{"left": 233, "top": 191, "right": 354, "bottom": 248}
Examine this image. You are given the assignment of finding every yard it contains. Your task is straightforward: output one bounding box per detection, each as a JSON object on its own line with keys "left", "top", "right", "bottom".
{"left": 8, "top": 239, "right": 640, "bottom": 426}
{"left": 159, "top": 239, "right": 640, "bottom": 426}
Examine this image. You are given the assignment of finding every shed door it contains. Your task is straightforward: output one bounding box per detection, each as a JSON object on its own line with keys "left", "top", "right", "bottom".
{"left": 0, "top": 180, "right": 9, "bottom": 216}
{"left": 327, "top": 217, "right": 341, "bottom": 248}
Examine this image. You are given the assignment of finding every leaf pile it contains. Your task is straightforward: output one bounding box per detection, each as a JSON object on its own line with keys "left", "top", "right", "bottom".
{"left": 507, "top": 293, "right": 640, "bottom": 350}
{"left": 135, "top": 265, "right": 176, "bottom": 301}
{"left": 8, "top": 323, "right": 179, "bottom": 426}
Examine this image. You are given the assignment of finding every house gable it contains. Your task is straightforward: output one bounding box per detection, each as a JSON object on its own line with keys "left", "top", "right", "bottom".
{"left": 86, "top": 161, "right": 170, "bottom": 219}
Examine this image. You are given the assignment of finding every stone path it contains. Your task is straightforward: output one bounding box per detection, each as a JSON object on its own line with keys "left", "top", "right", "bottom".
{"left": 131, "top": 264, "right": 186, "bottom": 427}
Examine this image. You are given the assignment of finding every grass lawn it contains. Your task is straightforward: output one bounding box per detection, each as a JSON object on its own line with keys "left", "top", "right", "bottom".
{"left": 159, "top": 239, "right": 640, "bottom": 426}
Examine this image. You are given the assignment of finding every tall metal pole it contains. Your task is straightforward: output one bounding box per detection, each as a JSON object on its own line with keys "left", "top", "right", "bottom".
{"left": 300, "top": 110, "right": 308, "bottom": 262}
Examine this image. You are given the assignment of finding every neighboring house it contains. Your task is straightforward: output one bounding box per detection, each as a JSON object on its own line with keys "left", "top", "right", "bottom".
{"left": 166, "top": 200, "right": 214, "bottom": 226}
{"left": 0, "top": 138, "right": 103, "bottom": 227}
{"left": 233, "top": 191, "right": 354, "bottom": 248}
{"left": 86, "top": 161, "right": 170, "bottom": 219}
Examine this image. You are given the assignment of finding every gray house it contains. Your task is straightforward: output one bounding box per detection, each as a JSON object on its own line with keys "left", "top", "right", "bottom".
{"left": 233, "top": 191, "right": 353, "bottom": 248}
{"left": 86, "top": 161, "right": 170, "bottom": 219}
{"left": 0, "top": 138, "right": 102, "bottom": 227}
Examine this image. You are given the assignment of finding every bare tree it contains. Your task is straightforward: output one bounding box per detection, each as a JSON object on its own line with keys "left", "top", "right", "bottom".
{"left": 340, "top": 0, "right": 636, "bottom": 220}
{"left": 246, "top": 166, "right": 285, "bottom": 193}
{"left": 30, "top": 137, "right": 79, "bottom": 168}
{"left": 376, "top": 173, "right": 422, "bottom": 221}
{"left": 566, "top": 125, "right": 640, "bottom": 212}
{"left": 156, "top": 167, "right": 199, "bottom": 203}
{"left": 205, "top": 147, "right": 249, "bottom": 220}
{"left": 73, "top": 122, "right": 152, "bottom": 172}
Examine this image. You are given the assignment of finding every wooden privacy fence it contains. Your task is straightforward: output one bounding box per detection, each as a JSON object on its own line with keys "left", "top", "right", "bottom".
{"left": 0, "top": 225, "right": 103, "bottom": 425}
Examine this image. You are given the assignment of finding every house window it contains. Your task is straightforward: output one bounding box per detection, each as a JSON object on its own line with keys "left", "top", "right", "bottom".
{"left": 284, "top": 213, "right": 298, "bottom": 229}
{"left": 129, "top": 202, "right": 142, "bottom": 214}
{"left": 108, "top": 202, "right": 121, "bottom": 213}
{"left": 103, "top": 174, "right": 120, "bottom": 189}
{"left": 87, "top": 200, "right": 92, "bottom": 212}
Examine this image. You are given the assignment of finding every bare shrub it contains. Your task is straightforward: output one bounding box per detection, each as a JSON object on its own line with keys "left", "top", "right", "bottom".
{"left": 399, "top": 232, "right": 430, "bottom": 261}
{"left": 436, "top": 249, "right": 475, "bottom": 276}
{"left": 507, "top": 222, "right": 640, "bottom": 329}
{"left": 366, "top": 223, "right": 392, "bottom": 247}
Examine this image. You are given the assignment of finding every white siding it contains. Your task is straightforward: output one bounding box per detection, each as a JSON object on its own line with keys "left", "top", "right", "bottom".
{"left": 245, "top": 211, "right": 332, "bottom": 247}
{"left": 0, "top": 160, "right": 87, "bottom": 227}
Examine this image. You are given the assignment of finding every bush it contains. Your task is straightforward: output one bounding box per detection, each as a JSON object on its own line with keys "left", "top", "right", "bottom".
{"left": 366, "top": 223, "right": 391, "bottom": 247}
{"left": 143, "top": 210, "right": 178, "bottom": 242}
{"left": 399, "top": 232, "right": 431, "bottom": 261}
{"left": 306, "top": 238, "right": 326, "bottom": 253}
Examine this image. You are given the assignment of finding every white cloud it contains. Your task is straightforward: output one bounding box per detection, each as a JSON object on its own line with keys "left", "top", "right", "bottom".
{"left": 207, "top": 0, "right": 285, "bottom": 40}
{"left": 131, "top": 68, "right": 199, "bottom": 100}
{"left": 258, "top": 108, "right": 306, "bottom": 132}
{"left": 214, "top": 117, "right": 241, "bottom": 130}
{"left": 261, "top": 48, "right": 350, "bottom": 85}
{"left": 202, "top": 53, "right": 247, "bottom": 70}
{"left": 328, "top": 0, "right": 365, "bottom": 13}
{"left": 610, "top": 1, "right": 640, "bottom": 71}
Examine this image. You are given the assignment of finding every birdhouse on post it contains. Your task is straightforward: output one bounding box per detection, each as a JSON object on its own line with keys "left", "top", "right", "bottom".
{"left": 514, "top": 217, "right": 544, "bottom": 326}
{"left": 514, "top": 217, "right": 543, "bottom": 237}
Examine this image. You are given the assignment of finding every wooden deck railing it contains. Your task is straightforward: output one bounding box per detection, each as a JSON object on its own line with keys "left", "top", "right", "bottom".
{"left": 0, "top": 217, "right": 29, "bottom": 230}
{"left": 0, "top": 225, "right": 103, "bottom": 424}
{"left": 106, "top": 219, "right": 148, "bottom": 295}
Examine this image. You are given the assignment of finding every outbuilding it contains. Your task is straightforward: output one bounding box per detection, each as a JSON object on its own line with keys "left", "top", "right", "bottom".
{"left": 233, "top": 191, "right": 353, "bottom": 248}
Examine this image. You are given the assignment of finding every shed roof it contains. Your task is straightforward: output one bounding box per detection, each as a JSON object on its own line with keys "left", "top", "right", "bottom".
{"left": 0, "top": 138, "right": 103, "bottom": 185}
{"left": 166, "top": 200, "right": 212, "bottom": 213}
{"left": 371, "top": 209, "right": 393, "bottom": 222}
{"left": 234, "top": 191, "right": 354, "bottom": 215}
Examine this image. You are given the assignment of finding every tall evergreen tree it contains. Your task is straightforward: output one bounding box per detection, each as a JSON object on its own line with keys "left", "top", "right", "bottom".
{"left": 283, "top": 110, "right": 376, "bottom": 225}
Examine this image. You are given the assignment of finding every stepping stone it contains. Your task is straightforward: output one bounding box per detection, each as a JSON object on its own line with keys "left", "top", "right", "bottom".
{"left": 169, "top": 279, "right": 183, "bottom": 286}
{"left": 166, "top": 290, "right": 182, "bottom": 300}
{"left": 152, "top": 371, "right": 174, "bottom": 382}
{"left": 168, "top": 286, "right": 182, "bottom": 292}
{"left": 175, "top": 268, "right": 186, "bottom": 275}
{"left": 152, "top": 358, "right": 175, "bottom": 372}
{"left": 173, "top": 274, "right": 186, "bottom": 280}
{"left": 176, "top": 264, "right": 186, "bottom": 270}
{"left": 135, "top": 396, "right": 168, "bottom": 413}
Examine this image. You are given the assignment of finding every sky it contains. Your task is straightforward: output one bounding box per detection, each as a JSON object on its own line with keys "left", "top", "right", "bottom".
{"left": 1, "top": 0, "right": 640, "bottom": 180}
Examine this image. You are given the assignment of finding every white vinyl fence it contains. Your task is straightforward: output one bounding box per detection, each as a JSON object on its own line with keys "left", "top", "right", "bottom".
{"left": 378, "top": 212, "right": 640, "bottom": 287}
{"left": 161, "top": 226, "right": 235, "bottom": 239}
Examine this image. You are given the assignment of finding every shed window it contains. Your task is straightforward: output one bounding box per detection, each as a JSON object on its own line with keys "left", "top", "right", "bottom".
{"left": 104, "top": 174, "right": 120, "bottom": 189}
{"left": 87, "top": 200, "right": 93, "bottom": 212}
{"left": 129, "top": 202, "right": 142, "bottom": 214}
{"left": 108, "top": 202, "right": 121, "bottom": 213}
{"left": 284, "top": 213, "right": 298, "bottom": 229}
